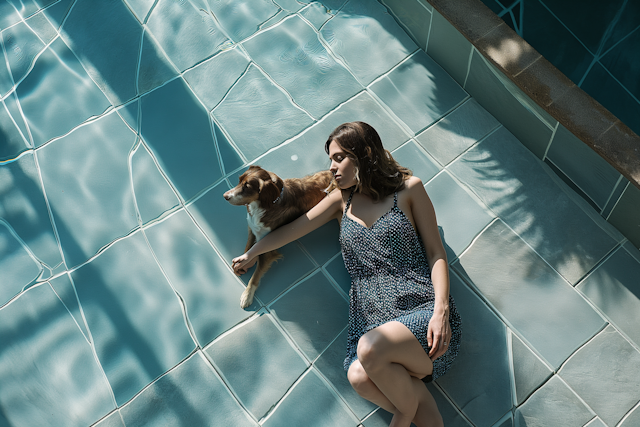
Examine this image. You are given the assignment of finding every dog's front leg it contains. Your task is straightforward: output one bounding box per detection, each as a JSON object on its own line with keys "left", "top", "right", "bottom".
{"left": 240, "top": 250, "right": 283, "bottom": 308}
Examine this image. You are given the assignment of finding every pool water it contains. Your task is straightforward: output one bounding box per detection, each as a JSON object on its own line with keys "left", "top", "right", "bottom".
{"left": 1, "top": 1, "right": 640, "bottom": 426}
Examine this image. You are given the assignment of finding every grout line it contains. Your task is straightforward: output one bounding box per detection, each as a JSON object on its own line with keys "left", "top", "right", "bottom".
{"left": 542, "top": 121, "right": 559, "bottom": 161}
{"left": 606, "top": 180, "right": 629, "bottom": 221}
{"left": 601, "top": 174, "right": 625, "bottom": 217}
{"left": 617, "top": 399, "right": 640, "bottom": 427}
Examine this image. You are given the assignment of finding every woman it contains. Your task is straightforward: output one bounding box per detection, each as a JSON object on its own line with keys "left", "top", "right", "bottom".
{"left": 232, "top": 122, "right": 461, "bottom": 427}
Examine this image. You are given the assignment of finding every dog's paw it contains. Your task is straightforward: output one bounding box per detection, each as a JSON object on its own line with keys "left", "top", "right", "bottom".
{"left": 240, "top": 288, "right": 255, "bottom": 309}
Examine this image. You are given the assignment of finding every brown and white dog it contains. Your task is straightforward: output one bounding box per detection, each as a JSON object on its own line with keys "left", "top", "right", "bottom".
{"left": 224, "top": 166, "right": 333, "bottom": 308}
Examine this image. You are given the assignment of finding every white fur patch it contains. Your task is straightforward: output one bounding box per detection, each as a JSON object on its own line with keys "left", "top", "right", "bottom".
{"left": 247, "top": 201, "right": 271, "bottom": 241}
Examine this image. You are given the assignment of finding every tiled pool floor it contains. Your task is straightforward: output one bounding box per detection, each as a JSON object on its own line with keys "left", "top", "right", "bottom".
{"left": 1, "top": 1, "right": 639, "bottom": 426}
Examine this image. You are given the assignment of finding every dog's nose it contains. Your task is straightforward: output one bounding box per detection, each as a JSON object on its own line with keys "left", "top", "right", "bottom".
{"left": 223, "top": 191, "right": 231, "bottom": 200}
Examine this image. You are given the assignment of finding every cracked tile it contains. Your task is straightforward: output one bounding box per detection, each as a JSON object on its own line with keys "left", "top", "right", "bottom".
{"left": 320, "top": 0, "right": 417, "bottom": 85}
{"left": 370, "top": 50, "right": 467, "bottom": 135}
{"left": 391, "top": 140, "right": 441, "bottom": 183}
{"left": 121, "top": 352, "right": 257, "bottom": 426}
{"left": 262, "top": 369, "right": 358, "bottom": 427}
{"left": 514, "top": 375, "right": 595, "bottom": 427}
{"left": 146, "top": 0, "right": 230, "bottom": 72}
{"left": 578, "top": 246, "right": 640, "bottom": 348}
{"left": 452, "top": 220, "right": 606, "bottom": 369}
{"left": 212, "top": 64, "right": 314, "bottom": 161}
{"left": 183, "top": 48, "right": 250, "bottom": 111}
{"left": 269, "top": 270, "right": 349, "bottom": 360}
{"left": 140, "top": 78, "right": 223, "bottom": 202}
{"left": 208, "top": 0, "right": 280, "bottom": 43}
{"left": 436, "top": 272, "right": 512, "bottom": 427}
{"left": 144, "top": 209, "right": 253, "bottom": 346}
{"left": 3, "top": 20, "right": 46, "bottom": 85}
{"left": 0, "top": 151, "right": 61, "bottom": 279}
{"left": 61, "top": 0, "right": 142, "bottom": 106}
{"left": 0, "top": 284, "right": 115, "bottom": 426}
{"left": 448, "top": 126, "right": 618, "bottom": 284}
{"left": 510, "top": 331, "right": 552, "bottom": 405}
{"left": 243, "top": 15, "right": 362, "bottom": 119}
{"left": 71, "top": 232, "right": 196, "bottom": 406}
{"left": 16, "top": 37, "right": 112, "bottom": 147}
{"left": 37, "top": 112, "right": 139, "bottom": 268}
{"left": 559, "top": 325, "right": 640, "bottom": 426}
{"left": 205, "top": 313, "right": 308, "bottom": 420}
{"left": 416, "top": 98, "right": 500, "bottom": 167}
{"left": 137, "top": 30, "right": 179, "bottom": 96}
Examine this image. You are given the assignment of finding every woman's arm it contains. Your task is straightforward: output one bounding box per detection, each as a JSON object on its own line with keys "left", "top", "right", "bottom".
{"left": 405, "top": 177, "right": 451, "bottom": 361}
{"left": 232, "top": 188, "right": 344, "bottom": 274}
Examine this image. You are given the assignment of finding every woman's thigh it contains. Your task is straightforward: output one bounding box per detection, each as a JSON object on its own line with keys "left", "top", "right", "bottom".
{"left": 357, "top": 321, "right": 433, "bottom": 379}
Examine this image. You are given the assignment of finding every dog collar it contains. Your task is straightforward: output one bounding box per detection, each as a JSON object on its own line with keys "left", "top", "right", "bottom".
{"left": 273, "top": 186, "right": 285, "bottom": 204}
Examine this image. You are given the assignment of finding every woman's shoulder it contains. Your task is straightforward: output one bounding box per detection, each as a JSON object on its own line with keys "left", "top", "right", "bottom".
{"left": 404, "top": 175, "right": 424, "bottom": 189}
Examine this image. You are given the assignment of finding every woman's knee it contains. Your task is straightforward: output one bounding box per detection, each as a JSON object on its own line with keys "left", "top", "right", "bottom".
{"left": 347, "top": 361, "right": 373, "bottom": 395}
{"left": 356, "top": 330, "right": 387, "bottom": 371}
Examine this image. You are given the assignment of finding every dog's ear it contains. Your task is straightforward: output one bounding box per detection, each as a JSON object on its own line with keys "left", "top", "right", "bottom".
{"left": 258, "top": 177, "right": 281, "bottom": 205}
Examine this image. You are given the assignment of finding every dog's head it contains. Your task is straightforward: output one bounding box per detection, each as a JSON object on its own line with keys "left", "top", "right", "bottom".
{"left": 223, "top": 166, "right": 284, "bottom": 206}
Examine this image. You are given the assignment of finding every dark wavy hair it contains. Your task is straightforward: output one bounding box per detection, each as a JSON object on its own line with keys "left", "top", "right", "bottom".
{"left": 324, "top": 122, "right": 412, "bottom": 201}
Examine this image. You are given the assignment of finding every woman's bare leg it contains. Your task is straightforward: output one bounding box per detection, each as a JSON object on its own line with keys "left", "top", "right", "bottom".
{"left": 348, "top": 322, "right": 444, "bottom": 427}
{"left": 348, "top": 360, "right": 443, "bottom": 427}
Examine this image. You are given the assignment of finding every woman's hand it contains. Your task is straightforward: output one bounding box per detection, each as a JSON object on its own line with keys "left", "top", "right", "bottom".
{"left": 232, "top": 253, "right": 257, "bottom": 276}
{"left": 427, "top": 307, "right": 451, "bottom": 361}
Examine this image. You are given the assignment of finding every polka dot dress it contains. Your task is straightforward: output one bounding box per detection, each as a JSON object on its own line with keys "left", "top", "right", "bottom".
{"left": 340, "top": 190, "right": 462, "bottom": 382}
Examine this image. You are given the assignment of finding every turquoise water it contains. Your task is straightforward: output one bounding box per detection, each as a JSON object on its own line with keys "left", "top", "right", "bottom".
{"left": 1, "top": 1, "right": 640, "bottom": 426}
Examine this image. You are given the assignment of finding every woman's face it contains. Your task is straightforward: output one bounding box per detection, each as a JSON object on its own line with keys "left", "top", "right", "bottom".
{"left": 328, "top": 140, "right": 357, "bottom": 189}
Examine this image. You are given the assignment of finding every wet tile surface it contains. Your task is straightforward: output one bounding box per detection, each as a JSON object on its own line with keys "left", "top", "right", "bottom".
{"left": 1, "top": 1, "right": 639, "bottom": 426}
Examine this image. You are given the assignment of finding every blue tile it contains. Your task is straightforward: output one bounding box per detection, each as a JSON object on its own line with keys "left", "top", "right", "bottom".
{"left": 559, "top": 325, "right": 640, "bottom": 426}
{"left": 146, "top": 0, "right": 231, "bottom": 72}
{"left": 92, "top": 410, "right": 125, "bottom": 427}
{"left": 510, "top": 332, "right": 552, "bottom": 405}
{"left": 256, "top": 91, "right": 410, "bottom": 179}
{"left": 137, "top": 31, "right": 179, "bottom": 95}
{"left": 205, "top": 313, "right": 308, "bottom": 419}
{"left": 208, "top": 0, "right": 279, "bottom": 42}
{"left": 121, "top": 352, "right": 258, "bottom": 427}
{"left": 37, "top": 112, "right": 139, "bottom": 268}
{"left": 2, "top": 21, "right": 45, "bottom": 84}
{"left": 425, "top": 171, "right": 494, "bottom": 259}
{"left": 140, "top": 78, "right": 223, "bottom": 201}
{"left": 48, "top": 273, "right": 90, "bottom": 339}
{"left": 124, "top": 0, "right": 155, "bottom": 23}
{"left": 71, "top": 232, "right": 196, "bottom": 406}
{"left": 262, "top": 369, "right": 358, "bottom": 427}
{"left": 464, "top": 50, "right": 555, "bottom": 159}
{"left": 2, "top": 91, "right": 30, "bottom": 147}
{"left": 0, "top": 284, "right": 115, "bottom": 426}
{"left": 183, "top": 48, "right": 250, "bottom": 111}
{"left": 188, "top": 181, "right": 250, "bottom": 264}
{"left": 314, "top": 329, "right": 376, "bottom": 419}
{"left": 416, "top": 98, "right": 500, "bottom": 166}
{"left": 0, "top": 1, "right": 22, "bottom": 31}
{"left": 251, "top": 242, "right": 317, "bottom": 307}
{"left": 436, "top": 272, "right": 513, "bottom": 427}
{"left": 546, "top": 124, "right": 621, "bottom": 210}
{"left": 299, "top": 2, "right": 335, "bottom": 30}
{"left": 320, "top": 0, "right": 417, "bottom": 85}
{"left": 61, "top": 0, "right": 142, "bottom": 105}
{"left": 39, "top": 0, "right": 74, "bottom": 29}
{"left": 144, "top": 209, "right": 253, "bottom": 346}
{"left": 452, "top": 220, "right": 606, "bottom": 369}
{"left": 212, "top": 65, "right": 314, "bottom": 161}
{"left": 298, "top": 220, "right": 342, "bottom": 266}
{"left": 607, "top": 182, "right": 640, "bottom": 249}
{"left": 324, "top": 254, "right": 351, "bottom": 295}
{"left": 370, "top": 50, "right": 467, "bottom": 135}
{"left": 0, "top": 152, "right": 62, "bottom": 287}
{"left": 448, "top": 126, "right": 618, "bottom": 284}
{"left": 130, "top": 142, "right": 180, "bottom": 224}
{"left": 578, "top": 246, "right": 640, "bottom": 348}
{"left": 381, "top": 0, "right": 432, "bottom": 50}
{"left": 514, "top": 376, "right": 594, "bottom": 427}
{"left": 16, "top": 37, "right": 112, "bottom": 147}
{"left": 0, "top": 219, "right": 41, "bottom": 304}
{"left": 600, "top": 24, "right": 640, "bottom": 100}
{"left": 269, "top": 271, "right": 349, "bottom": 360}
{"left": 426, "top": 9, "right": 473, "bottom": 87}
{"left": 0, "top": 99, "right": 29, "bottom": 159}
{"left": 391, "top": 140, "right": 441, "bottom": 183}
{"left": 620, "top": 405, "right": 640, "bottom": 427}
{"left": 243, "top": 15, "right": 363, "bottom": 119}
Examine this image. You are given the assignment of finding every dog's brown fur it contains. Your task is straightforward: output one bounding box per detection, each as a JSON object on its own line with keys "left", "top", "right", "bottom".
{"left": 224, "top": 166, "right": 333, "bottom": 308}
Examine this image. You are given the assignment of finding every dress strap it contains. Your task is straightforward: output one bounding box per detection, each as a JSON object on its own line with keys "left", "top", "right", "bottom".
{"left": 344, "top": 188, "right": 355, "bottom": 215}
{"left": 393, "top": 192, "right": 398, "bottom": 208}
